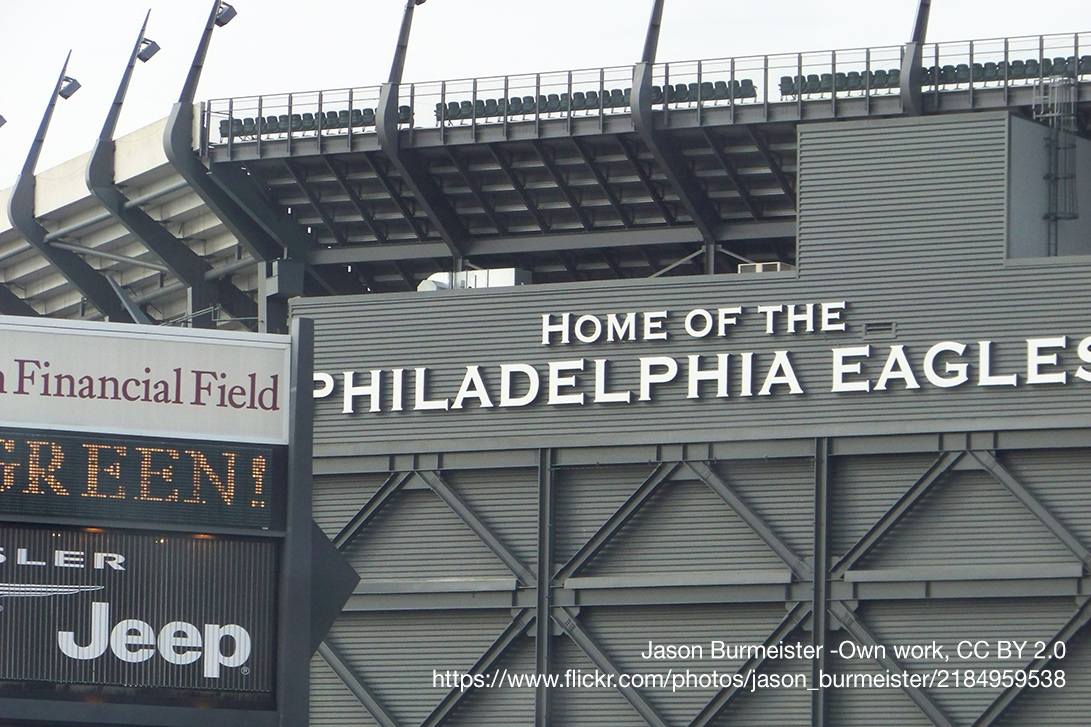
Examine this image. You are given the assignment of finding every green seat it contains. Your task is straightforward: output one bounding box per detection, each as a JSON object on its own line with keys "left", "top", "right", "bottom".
{"left": 971, "top": 63, "right": 985, "bottom": 83}
{"left": 700, "top": 81, "right": 714, "bottom": 101}
{"left": 871, "top": 69, "right": 888, "bottom": 89}
{"left": 846, "top": 71, "right": 862, "bottom": 92}
{"left": 361, "top": 108, "right": 376, "bottom": 126}
{"left": 219, "top": 119, "right": 231, "bottom": 138}
{"left": 779, "top": 75, "right": 796, "bottom": 96}
{"left": 954, "top": 64, "right": 970, "bottom": 84}
{"left": 325, "top": 111, "right": 339, "bottom": 128}
{"left": 571, "top": 91, "right": 587, "bottom": 110}
{"left": 688, "top": 82, "right": 700, "bottom": 101}
{"left": 819, "top": 74, "right": 833, "bottom": 93}
{"left": 1080, "top": 56, "right": 1091, "bottom": 75}
{"left": 834, "top": 72, "right": 848, "bottom": 93}
{"left": 338, "top": 110, "right": 350, "bottom": 128}
{"left": 805, "top": 74, "right": 821, "bottom": 94}
{"left": 263, "top": 116, "right": 279, "bottom": 134}
{"left": 610, "top": 88, "right": 625, "bottom": 107}
{"left": 1024, "top": 59, "right": 1040, "bottom": 76}
{"left": 507, "top": 97, "right": 523, "bottom": 114}
{"left": 290, "top": 114, "right": 303, "bottom": 131}
{"left": 398, "top": 105, "right": 411, "bottom": 124}
{"left": 460, "top": 100, "right": 473, "bottom": 118}
{"left": 350, "top": 109, "right": 364, "bottom": 126}
{"left": 522, "top": 95, "right": 537, "bottom": 113}
{"left": 713, "top": 80, "right": 729, "bottom": 99}
{"left": 983, "top": 62, "right": 998, "bottom": 83}
{"left": 547, "top": 93, "right": 561, "bottom": 113}
{"left": 739, "top": 79, "right": 756, "bottom": 98}
{"left": 887, "top": 68, "right": 900, "bottom": 87}
{"left": 583, "top": 91, "right": 598, "bottom": 109}
{"left": 300, "top": 113, "right": 315, "bottom": 131}
{"left": 484, "top": 98, "right": 500, "bottom": 117}
{"left": 673, "top": 83, "right": 689, "bottom": 103}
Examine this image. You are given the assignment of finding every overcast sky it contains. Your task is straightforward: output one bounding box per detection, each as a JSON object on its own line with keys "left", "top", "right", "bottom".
{"left": 0, "top": 0, "right": 1087, "bottom": 189}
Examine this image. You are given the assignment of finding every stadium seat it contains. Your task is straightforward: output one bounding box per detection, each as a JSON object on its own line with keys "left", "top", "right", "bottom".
{"left": 522, "top": 95, "right": 537, "bottom": 113}
{"left": 398, "top": 105, "right": 412, "bottom": 124}
{"left": 870, "top": 69, "right": 888, "bottom": 89}
{"left": 650, "top": 85, "right": 664, "bottom": 104}
{"left": 920, "top": 66, "right": 937, "bottom": 85}
{"left": 301, "top": 113, "right": 316, "bottom": 132}
{"left": 1041, "top": 58, "right": 1054, "bottom": 76}
{"left": 739, "top": 78, "right": 756, "bottom": 99}
{"left": 673, "top": 83, "right": 689, "bottom": 103}
{"left": 984, "top": 62, "right": 999, "bottom": 83}
{"left": 780, "top": 75, "right": 797, "bottom": 97}
{"left": 361, "top": 108, "right": 376, "bottom": 126}
{"left": 954, "top": 64, "right": 970, "bottom": 85}
{"left": 819, "top": 73, "right": 833, "bottom": 93}
{"left": 611, "top": 88, "right": 626, "bottom": 107}
{"left": 485, "top": 98, "right": 500, "bottom": 117}
{"left": 1024, "top": 59, "right": 1040, "bottom": 76}
{"left": 507, "top": 97, "right": 523, "bottom": 115}
{"left": 571, "top": 91, "right": 587, "bottom": 110}
{"left": 700, "top": 81, "right": 715, "bottom": 101}
{"left": 939, "top": 65, "right": 955, "bottom": 85}
{"left": 972, "top": 63, "right": 985, "bottom": 83}
{"left": 325, "top": 111, "right": 339, "bottom": 128}
{"left": 350, "top": 109, "right": 364, "bottom": 127}
{"left": 289, "top": 114, "right": 303, "bottom": 132}
{"left": 219, "top": 119, "right": 231, "bottom": 138}
{"left": 338, "top": 110, "right": 350, "bottom": 128}
{"left": 460, "top": 100, "right": 474, "bottom": 118}
{"left": 473, "top": 100, "right": 486, "bottom": 118}
{"left": 713, "top": 80, "right": 729, "bottom": 100}
{"left": 805, "top": 74, "right": 821, "bottom": 95}
{"left": 262, "top": 116, "right": 279, "bottom": 134}
{"left": 887, "top": 68, "right": 900, "bottom": 87}
{"left": 547, "top": 94, "right": 562, "bottom": 113}
{"left": 846, "top": 71, "right": 862, "bottom": 92}
{"left": 1080, "top": 56, "right": 1091, "bottom": 75}
{"left": 834, "top": 73, "right": 848, "bottom": 93}
{"left": 583, "top": 91, "right": 598, "bottom": 109}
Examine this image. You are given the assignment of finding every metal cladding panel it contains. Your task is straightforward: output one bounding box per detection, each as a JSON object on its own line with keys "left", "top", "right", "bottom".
{"left": 445, "top": 631, "right": 536, "bottom": 727}
{"left": 581, "top": 604, "right": 794, "bottom": 726}
{"left": 859, "top": 598, "right": 1075, "bottom": 726}
{"left": 341, "top": 488, "right": 511, "bottom": 581}
{"left": 325, "top": 609, "right": 517, "bottom": 726}
{"left": 580, "top": 480, "right": 786, "bottom": 577}
{"left": 444, "top": 467, "right": 539, "bottom": 571}
{"left": 312, "top": 473, "right": 387, "bottom": 540}
{"left": 552, "top": 635, "right": 645, "bottom": 727}
{"left": 294, "top": 113, "right": 1091, "bottom": 456}
{"left": 858, "top": 470, "right": 1076, "bottom": 571}
{"left": 0, "top": 524, "right": 277, "bottom": 696}
{"left": 554, "top": 464, "right": 657, "bottom": 567}
{"left": 310, "top": 652, "right": 379, "bottom": 727}
{"left": 708, "top": 650, "right": 812, "bottom": 726}
{"left": 712, "top": 458, "right": 815, "bottom": 558}
{"left": 1000, "top": 449, "right": 1091, "bottom": 547}
{"left": 995, "top": 623, "right": 1091, "bottom": 726}
{"left": 829, "top": 453, "right": 939, "bottom": 557}
{"left": 825, "top": 651, "right": 935, "bottom": 727}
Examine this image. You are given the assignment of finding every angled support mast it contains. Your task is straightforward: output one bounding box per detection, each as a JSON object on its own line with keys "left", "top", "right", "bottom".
{"left": 88, "top": 11, "right": 257, "bottom": 329}
{"left": 376, "top": 0, "right": 466, "bottom": 271}
{"left": 7, "top": 54, "right": 136, "bottom": 323}
{"left": 900, "top": 0, "right": 931, "bottom": 116}
{"left": 631, "top": 0, "right": 722, "bottom": 273}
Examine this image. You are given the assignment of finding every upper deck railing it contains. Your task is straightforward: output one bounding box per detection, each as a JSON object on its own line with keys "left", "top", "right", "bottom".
{"left": 205, "top": 32, "right": 1090, "bottom": 151}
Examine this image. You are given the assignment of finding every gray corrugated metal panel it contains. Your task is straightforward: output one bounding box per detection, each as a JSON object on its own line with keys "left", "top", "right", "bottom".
{"left": 445, "top": 630, "right": 536, "bottom": 727}
{"left": 582, "top": 604, "right": 794, "bottom": 727}
{"left": 326, "top": 609, "right": 515, "bottom": 727}
{"left": 830, "top": 453, "right": 939, "bottom": 556}
{"left": 999, "top": 448, "right": 1091, "bottom": 551}
{"left": 554, "top": 464, "right": 658, "bottom": 568}
{"left": 310, "top": 652, "right": 379, "bottom": 727}
{"left": 994, "top": 619, "right": 1091, "bottom": 727}
{"left": 825, "top": 649, "right": 937, "bottom": 727}
{"left": 581, "top": 481, "right": 786, "bottom": 577}
{"left": 709, "top": 644, "right": 813, "bottom": 726}
{"left": 861, "top": 598, "right": 1075, "bottom": 726}
{"left": 712, "top": 458, "right": 815, "bottom": 558}
{"left": 858, "top": 471, "right": 1077, "bottom": 571}
{"left": 443, "top": 467, "right": 540, "bottom": 570}
{"left": 313, "top": 473, "right": 388, "bottom": 539}
{"left": 343, "top": 489, "right": 512, "bottom": 580}
{"left": 552, "top": 634, "right": 647, "bottom": 727}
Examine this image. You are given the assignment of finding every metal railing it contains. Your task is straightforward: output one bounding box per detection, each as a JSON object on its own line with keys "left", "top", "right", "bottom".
{"left": 205, "top": 31, "right": 1089, "bottom": 150}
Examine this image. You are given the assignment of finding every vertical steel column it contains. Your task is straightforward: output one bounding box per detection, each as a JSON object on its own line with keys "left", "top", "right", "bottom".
{"left": 535, "top": 448, "right": 555, "bottom": 727}
{"left": 278, "top": 316, "right": 315, "bottom": 727}
{"left": 811, "top": 438, "right": 830, "bottom": 727}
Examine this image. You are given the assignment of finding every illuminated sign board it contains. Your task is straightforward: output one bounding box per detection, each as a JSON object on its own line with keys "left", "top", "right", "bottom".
{"left": 0, "top": 524, "right": 276, "bottom": 701}
{"left": 0, "top": 427, "right": 283, "bottom": 530}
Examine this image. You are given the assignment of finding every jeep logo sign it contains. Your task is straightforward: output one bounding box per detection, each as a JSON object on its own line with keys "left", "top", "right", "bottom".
{"left": 0, "top": 524, "right": 275, "bottom": 695}
{"left": 58, "top": 602, "right": 252, "bottom": 678}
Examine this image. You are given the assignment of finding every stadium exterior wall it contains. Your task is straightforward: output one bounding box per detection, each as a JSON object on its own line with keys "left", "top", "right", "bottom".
{"left": 293, "top": 111, "right": 1091, "bottom": 726}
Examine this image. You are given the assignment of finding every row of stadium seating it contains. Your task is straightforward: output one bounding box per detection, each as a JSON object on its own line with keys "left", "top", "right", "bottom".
{"left": 217, "top": 79, "right": 758, "bottom": 139}
{"left": 217, "top": 53, "right": 1091, "bottom": 139}
{"left": 779, "top": 56, "right": 1091, "bottom": 97}
{"left": 218, "top": 105, "right": 412, "bottom": 138}
{"left": 433, "top": 80, "right": 757, "bottom": 122}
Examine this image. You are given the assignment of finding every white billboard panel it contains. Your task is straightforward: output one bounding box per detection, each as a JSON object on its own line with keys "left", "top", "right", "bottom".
{"left": 0, "top": 317, "right": 291, "bottom": 444}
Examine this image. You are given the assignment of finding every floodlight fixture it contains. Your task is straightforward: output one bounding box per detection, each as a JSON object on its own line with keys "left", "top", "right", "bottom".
{"left": 137, "top": 38, "right": 160, "bottom": 62}
{"left": 0, "top": 115, "right": 6, "bottom": 129}
{"left": 414, "top": 0, "right": 427, "bottom": 5}
{"left": 215, "top": 2, "right": 237, "bottom": 26}
{"left": 58, "top": 76, "right": 81, "bottom": 99}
